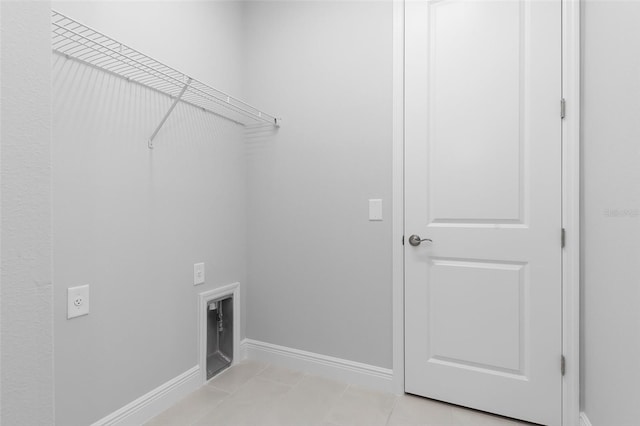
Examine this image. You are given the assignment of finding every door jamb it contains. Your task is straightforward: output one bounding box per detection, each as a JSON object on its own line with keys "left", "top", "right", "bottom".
{"left": 561, "top": 1, "right": 581, "bottom": 425}
{"left": 390, "top": 1, "right": 581, "bottom": 424}
{"left": 391, "top": 0, "right": 406, "bottom": 396}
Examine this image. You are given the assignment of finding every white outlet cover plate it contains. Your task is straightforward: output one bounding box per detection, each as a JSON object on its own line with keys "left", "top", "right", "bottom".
{"left": 369, "top": 199, "right": 383, "bottom": 221}
{"left": 194, "top": 263, "right": 205, "bottom": 286}
{"left": 68, "top": 285, "right": 89, "bottom": 319}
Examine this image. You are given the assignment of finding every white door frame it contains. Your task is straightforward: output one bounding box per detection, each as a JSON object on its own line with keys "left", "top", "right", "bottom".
{"left": 390, "top": 1, "right": 581, "bottom": 424}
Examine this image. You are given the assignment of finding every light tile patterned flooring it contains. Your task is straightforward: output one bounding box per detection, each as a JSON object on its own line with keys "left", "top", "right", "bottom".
{"left": 145, "top": 361, "right": 533, "bottom": 426}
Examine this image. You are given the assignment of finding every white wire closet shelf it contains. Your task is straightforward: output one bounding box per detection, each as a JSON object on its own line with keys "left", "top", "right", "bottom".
{"left": 52, "top": 10, "right": 280, "bottom": 148}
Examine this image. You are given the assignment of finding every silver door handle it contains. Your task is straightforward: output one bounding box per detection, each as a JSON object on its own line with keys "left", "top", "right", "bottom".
{"left": 408, "top": 235, "right": 432, "bottom": 246}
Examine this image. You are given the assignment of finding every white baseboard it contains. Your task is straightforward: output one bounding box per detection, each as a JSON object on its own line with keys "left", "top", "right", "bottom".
{"left": 91, "top": 366, "right": 200, "bottom": 426}
{"left": 580, "top": 412, "right": 593, "bottom": 426}
{"left": 242, "top": 339, "right": 394, "bottom": 393}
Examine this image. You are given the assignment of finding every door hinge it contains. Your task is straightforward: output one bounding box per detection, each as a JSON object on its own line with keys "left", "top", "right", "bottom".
{"left": 561, "top": 355, "right": 566, "bottom": 376}
{"left": 561, "top": 98, "right": 566, "bottom": 119}
{"left": 561, "top": 228, "right": 566, "bottom": 248}
{"left": 402, "top": 235, "right": 405, "bottom": 246}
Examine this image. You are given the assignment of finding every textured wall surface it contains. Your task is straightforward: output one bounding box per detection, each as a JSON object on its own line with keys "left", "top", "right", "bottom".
{"left": 582, "top": 1, "right": 640, "bottom": 424}
{"left": 243, "top": 1, "right": 394, "bottom": 368}
{"left": 52, "top": 2, "right": 247, "bottom": 425}
{"left": 16, "top": 2, "right": 640, "bottom": 424}
{"left": 0, "top": 1, "right": 54, "bottom": 425}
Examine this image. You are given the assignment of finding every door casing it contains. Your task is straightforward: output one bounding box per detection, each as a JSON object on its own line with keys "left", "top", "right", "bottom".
{"left": 390, "top": 0, "right": 581, "bottom": 424}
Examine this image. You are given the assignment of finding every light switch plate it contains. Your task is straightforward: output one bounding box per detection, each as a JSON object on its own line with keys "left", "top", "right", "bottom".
{"left": 369, "top": 199, "right": 383, "bottom": 221}
{"left": 194, "top": 263, "right": 205, "bottom": 285}
{"left": 67, "top": 285, "right": 89, "bottom": 319}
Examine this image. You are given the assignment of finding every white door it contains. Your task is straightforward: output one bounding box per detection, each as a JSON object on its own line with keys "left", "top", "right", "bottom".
{"left": 404, "top": 1, "right": 562, "bottom": 425}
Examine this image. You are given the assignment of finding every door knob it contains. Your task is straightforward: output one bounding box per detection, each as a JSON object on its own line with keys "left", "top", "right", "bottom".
{"left": 408, "top": 235, "right": 432, "bottom": 247}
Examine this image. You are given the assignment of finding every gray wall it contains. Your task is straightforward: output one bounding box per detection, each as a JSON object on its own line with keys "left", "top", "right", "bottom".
{"left": 5, "top": 1, "right": 640, "bottom": 424}
{"left": 243, "top": 1, "right": 394, "bottom": 368}
{"left": 51, "top": 2, "right": 247, "bottom": 425}
{"left": 0, "top": 1, "right": 54, "bottom": 425}
{"left": 582, "top": 1, "right": 640, "bottom": 424}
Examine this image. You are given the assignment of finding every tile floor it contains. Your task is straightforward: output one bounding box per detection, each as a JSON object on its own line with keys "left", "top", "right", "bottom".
{"left": 145, "top": 361, "right": 534, "bottom": 426}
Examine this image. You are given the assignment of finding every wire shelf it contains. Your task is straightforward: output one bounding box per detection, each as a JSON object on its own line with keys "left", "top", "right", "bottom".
{"left": 52, "top": 10, "right": 279, "bottom": 146}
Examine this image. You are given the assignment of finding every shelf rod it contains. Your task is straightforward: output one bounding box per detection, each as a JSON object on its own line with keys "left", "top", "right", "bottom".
{"left": 148, "top": 78, "right": 192, "bottom": 149}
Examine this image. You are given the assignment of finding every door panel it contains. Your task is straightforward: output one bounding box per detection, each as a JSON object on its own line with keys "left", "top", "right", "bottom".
{"left": 429, "top": 258, "right": 525, "bottom": 373}
{"left": 404, "top": 1, "right": 562, "bottom": 425}
{"left": 428, "top": 0, "right": 524, "bottom": 223}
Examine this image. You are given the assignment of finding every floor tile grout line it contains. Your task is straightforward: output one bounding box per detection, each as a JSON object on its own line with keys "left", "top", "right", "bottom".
{"left": 384, "top": 393, "right": 401, "bottom": 426}
{"left": 255, "top": 360, "right": 271, "bottom": 376}
{"left": 189, "top": 361, "right": 273, "bottom": 425}
{"left": 186, "top": 396, "right": 227, "bottom": 426}
{"left": 145, "top": 381, "right": 232, "bottom": 426}
{"left": 206, "top": 360, "right": 271, "bottom": 395}
{"left": 320, "top": 382, "right": 352, "bottom": 425}
{"left": 281, "top": 371, "right": 309, "bottom": 393}
{"left": 255, "top": 363, "right": 308, "bottom": 388}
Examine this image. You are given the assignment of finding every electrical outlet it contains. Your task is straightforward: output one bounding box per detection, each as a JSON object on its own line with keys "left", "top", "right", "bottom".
{"left": 194, "top": 263, "right": 205, "bottom": 286}
{"left": 67, "top": 285, "right": 89, "bottom": 319}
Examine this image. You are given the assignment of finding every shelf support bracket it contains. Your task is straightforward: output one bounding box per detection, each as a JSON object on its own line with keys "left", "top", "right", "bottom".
{"left": 148, "top": 78, "right": 192, "bottom": 149}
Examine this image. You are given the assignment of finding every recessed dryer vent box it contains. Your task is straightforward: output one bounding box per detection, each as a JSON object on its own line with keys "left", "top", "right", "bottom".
{"left": 206, "top": 295, "right": 233, "bottom": 380}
